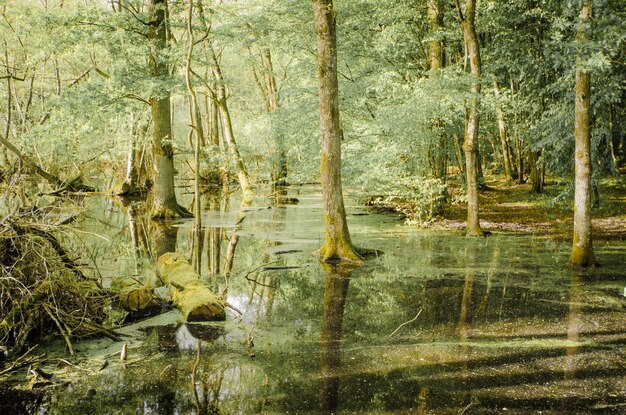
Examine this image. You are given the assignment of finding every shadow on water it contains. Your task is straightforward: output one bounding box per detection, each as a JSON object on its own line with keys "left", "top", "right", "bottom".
{"left": 3, "top": 185, "right": 626, "bottom": 414}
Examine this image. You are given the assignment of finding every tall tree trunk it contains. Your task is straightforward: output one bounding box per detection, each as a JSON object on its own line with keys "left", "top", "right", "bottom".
{"left": 312, "top": 0, "right": 361, "bottom": 263}
{"left": 209, "top": 49, "right": 253, "bottom": 199}
{"left": 263, "top": 49, "right": 288, "bottom": 186}
{"left": 492, "top": 77, "right": 515, "bottom": 182}
{"left": 252, "top": 47, "right": 287, "bottom": 186}
{"left": 210, "top": 96, "right": 220, "bottom": 146}
{"left": 427, "top": 0, "right": 444, "bottom": 72}
{"left": 455, "top": 0, "right": 484, "bottom": 236}
{"left": 2, "top": 70, "right": 11, "bottom": 168}
{"left": 428, "top": 0, "right": 447, "bottom": 181}
{"left": 185, "top": 0, "right": 203, "bottom": 270}
{"left": 148, "top": 0, "right": 190, "bottom": 219}
{"left": 528, "top": 151, "right": 543, "bottom": 193}
{"left": 569, "top": 1, "right": 596, "bottom": 267}
{"left": 123, "top": 114, "right": 141, "bottom": 193}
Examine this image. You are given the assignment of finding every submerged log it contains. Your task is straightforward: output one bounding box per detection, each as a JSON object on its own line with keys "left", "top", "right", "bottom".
{"left": 156, "top": 253, "right": 225, "bottom": 321}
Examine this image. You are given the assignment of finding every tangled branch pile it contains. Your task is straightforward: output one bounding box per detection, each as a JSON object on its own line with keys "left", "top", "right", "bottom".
{"left": 0, "top": 214, "right": 113, "bottom": 356}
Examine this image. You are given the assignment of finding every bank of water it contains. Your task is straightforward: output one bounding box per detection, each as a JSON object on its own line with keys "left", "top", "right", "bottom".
{"left": 3, "top": 185, "right": 626, "bottom": 414}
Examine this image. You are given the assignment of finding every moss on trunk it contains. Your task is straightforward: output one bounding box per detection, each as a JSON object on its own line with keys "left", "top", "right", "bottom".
{"left": 156, "top": 252, "right": 225, "bottom": 321}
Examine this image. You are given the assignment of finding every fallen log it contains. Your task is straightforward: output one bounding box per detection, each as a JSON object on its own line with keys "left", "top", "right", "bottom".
{"left": 111, "top": 278, "right": 161, "bottom": 319}
{"left": 156, "top": 253, "right": 225, "bottom": 321}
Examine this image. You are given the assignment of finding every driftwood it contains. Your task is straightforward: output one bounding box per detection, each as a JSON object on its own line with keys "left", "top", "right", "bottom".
{"left": 156, "top": 253, "right": 225, "bottom": 321}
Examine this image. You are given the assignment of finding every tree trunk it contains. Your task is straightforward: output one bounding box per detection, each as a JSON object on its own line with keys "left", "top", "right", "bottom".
{"left": 313, "top": 0, "right": 361, "bottom": 263}
{"left": 528, "top": 151, "right": 543, "bottom": 193}
{"left": 209, "top": 49, "right": 253, "bottom": 199}
{"left": 427, "top": 0, "right": 444, "bottom": 72}
{"left": 569, "top": 1, "right": 596, "bottom": 267}
{"left": 184, "top": 0, "right": 203, "bottom": 223}
{"left": 252, "top": 47, "right": 287, "bottom": 186}
{"left": 455, "top": 0, "right": 484, "bottom": 236}
{"left": 2, "top": 64, "right": 11, "bottom": 167}
{"left": 263, "top": 49, "right": 288, "bottom": 186}
{"left": 209, "top": 96, "right": 220, "bottom": 147}
{"left": 148, "top": 0, "right": 190, "bottom": 219}
{"left": 0, "top": 134, "right": 62, "bottom": 186}
{"left": 157, "top": 253, "right": 225, "bottom": 321}
{"left": 427, "top": 0, "right": 447, "bottom": 181}
{"left": 184, "top": 0, "right": 204, "bottom": 273}
{"left": 492, "top": 77, "right": 514, "bottom": 182}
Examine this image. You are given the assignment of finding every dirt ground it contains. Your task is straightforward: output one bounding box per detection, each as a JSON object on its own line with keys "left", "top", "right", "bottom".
{"left": 432, "top": 176, "right": 626, "bottom": 241}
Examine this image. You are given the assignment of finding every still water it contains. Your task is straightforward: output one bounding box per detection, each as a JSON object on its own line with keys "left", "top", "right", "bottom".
{"left": 14, "top": 186, "right": 626, "bottom": 414}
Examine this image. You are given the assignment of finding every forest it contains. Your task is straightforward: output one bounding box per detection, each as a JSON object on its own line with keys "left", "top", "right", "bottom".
{"left": 1, "top": 0, "right": 626, "bottom": 414}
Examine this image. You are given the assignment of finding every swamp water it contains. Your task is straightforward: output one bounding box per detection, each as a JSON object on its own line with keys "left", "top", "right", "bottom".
{"left": 3, "top": 185, "right": 626, "bottom": 414}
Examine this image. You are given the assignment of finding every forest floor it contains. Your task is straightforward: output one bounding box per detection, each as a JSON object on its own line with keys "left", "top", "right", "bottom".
{"left": 432, "top": 175, "right": 626, "bottom": 240}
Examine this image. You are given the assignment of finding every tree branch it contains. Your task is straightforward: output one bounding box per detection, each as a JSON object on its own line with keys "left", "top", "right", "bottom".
{"left": 453, "top": 0, "right": 464, "bottom": 22}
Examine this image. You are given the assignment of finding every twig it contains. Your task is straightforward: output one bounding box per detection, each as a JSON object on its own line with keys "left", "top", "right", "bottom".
{"left": 261, "top": 265, "right": 300, "bottom": 271}
{"left": 459, "top": 401, "right": 474, "bottom": 415}
{"left": 0, "top": 346, "right": 46, "bottom": 377}
{"left": 58, "top": 358, "right": 93, "bottom": 373}
{"left": 224, "top": 301, "right": 243, "bottom": 315}
{"left": 43, "top": 304, "right": 74, "bottom": 355}
{"left": 389, "top": 309, "right": 422, "bottom": 337}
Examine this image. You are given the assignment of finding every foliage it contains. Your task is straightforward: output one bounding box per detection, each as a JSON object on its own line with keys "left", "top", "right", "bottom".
{"left": 0, "top": 0, "right": 624, "bottom": 210}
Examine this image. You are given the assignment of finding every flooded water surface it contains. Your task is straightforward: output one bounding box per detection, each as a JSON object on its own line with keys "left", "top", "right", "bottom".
{"left": 7, "top": 185, "right": 626, "bottom": 414}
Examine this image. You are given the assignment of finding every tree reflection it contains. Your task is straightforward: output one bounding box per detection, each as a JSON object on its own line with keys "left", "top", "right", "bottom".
{"left": 319, "top": 263, "right": 355, "bottom": 415}
{"left": 564, "top": 271, "right": 583, "bottom": 381}
{"left": 153, "top": 220, "right": 179, "bottom": 258}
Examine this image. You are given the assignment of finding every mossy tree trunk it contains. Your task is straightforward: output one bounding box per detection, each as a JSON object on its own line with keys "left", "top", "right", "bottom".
{"left": 148, "top": 0, "right": 190, "bottom": 219}
{"left": 455, "top": 0, "right": 484, "bottom": 236}
{"left": 569, "top": 1, "right": 596, "bottom": 267}
{"left": 313, "top": 0, "right": 361, "bottom": 263}
{"left": 157, "top": 253, "right": 225, "bottom": 321}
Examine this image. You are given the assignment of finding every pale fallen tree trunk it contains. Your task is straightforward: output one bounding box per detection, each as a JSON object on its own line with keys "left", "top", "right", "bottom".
{"left": 156, "top": 252, "right": 225, "bottom": 321}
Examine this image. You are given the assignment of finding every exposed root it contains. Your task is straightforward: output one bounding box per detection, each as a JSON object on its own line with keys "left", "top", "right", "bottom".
{"left": 318, "top": 239, "right": 364, "bottom": 264}
{"left": 151, "top": 203, "right": 194, "bottom": 220}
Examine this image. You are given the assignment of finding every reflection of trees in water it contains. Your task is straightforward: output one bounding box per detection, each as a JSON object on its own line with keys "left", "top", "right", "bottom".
{"left": 153, "top": 220, "right": 179, "bottom": 259}
{"left": 458, "top": 242, "right": 476, "bottom": 409}
{"left": 206, "top": 192, "right": 223, "bottom": 279}
{"left": 192, "top": 341, "right": 225, "bottom": 415}
{"left": 564, "top": 271, "right": 583, "bottom": 382}
{"left": 319, "top": 264, "right": 353, "bottom": 415}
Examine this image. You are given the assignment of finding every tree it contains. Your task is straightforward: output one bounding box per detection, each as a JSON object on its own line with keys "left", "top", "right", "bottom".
{"left": 209, "top": 46, "right": 253, "bottom": 199}
{"left": 492, "top": 77, "right": 515, "bottom": 182}
{"left": 454, "top": 0, "right": 484, "bottom": 236}
{"left": 251, "top": 47, "right": 287, "bottom": 186}
{"left": 147, "top": 0, "right": 191, "bottom": 219}
{"left": 312, "top": 0, "right": 361, "bottom": 263}
{"left": 569, "top": 1, "right": 596, "bottom": 267}
{"left": 427, "top": 0, "right": 448, "bottom": 182}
